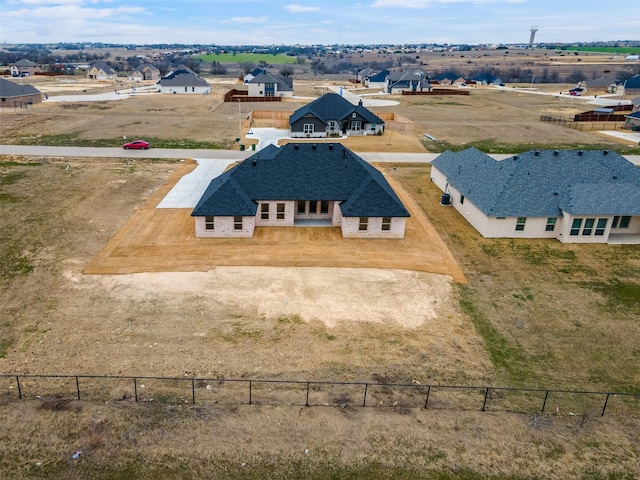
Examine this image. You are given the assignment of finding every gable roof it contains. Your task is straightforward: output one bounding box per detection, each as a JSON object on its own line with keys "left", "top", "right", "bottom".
{"left": 625, "top": 74, "right": 640, "bottom": 89}
{"left": 386, "top": 69, "right": 426, "bottom": 83}
{"left": 367, "top": 70, "right": 389, "bottom": 83}
{"left": 289, "top": 93, "right": 384, "bottom": 126}
{"left": 90, "top": 61, "right": 116, "bottom": 74}
{"left": 432, "top": 148, "right": 640, "bottom": 217}
{"left": 0, "top": 78, "right": 41, "bottom": 98}
{"left": 249, "top": 70, "right": 293, "bottom": 91}
{"left": 14, "top": 59, "right": 37, "bottom": 67}
{"left": 158, "top": 69, "right": 209, "bottom": 87}
{"left": 192, "top": 143, "right": 409, "bottom": 218}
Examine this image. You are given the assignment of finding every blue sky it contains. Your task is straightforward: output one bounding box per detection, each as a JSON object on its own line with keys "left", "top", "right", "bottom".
{"left": 1, "top": 0, "right": 638, "bottom": 45}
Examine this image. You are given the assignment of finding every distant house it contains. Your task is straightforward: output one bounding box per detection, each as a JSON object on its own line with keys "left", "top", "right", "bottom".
{"left": 10, "top": 59, "right": 41, "bottom": 77}
{"left": 0, "top": 78, "right": 42, "bottom": 107}
{"left": 364, "top": 70, "right": 389, "bottom": 89}
{"left": 435, "top": 72, "right": 466, "bottom": 86}
{"left": 623, "top": 74, "right": 640, "bottom": 95}
{"left": 289, "top": 93, "right": 384, "bottom": 138}
{"left": 157, "top": 68, "right": 210, "bottom": 94}
{"left": 624, "top": 111, "right": 640, "bottom": 130}
{"left": 128, "top": 63, "right": 161, "bottom": 82}
{"left": 585, "top": 74, "right": 620, "bottom": 93}
{"left": 191, "top": 143, "right": 410, "bottom": 239}
{"left": 243, "top": 67, "right": 265, "bottom": 84}
{"left": 247, "top": 69, "right": 293, "bottom": 98}
{"left": 384, "top": 69, "right": 429, "bottom": 93}
{"left": 470, "top": 72, "right": 502, "bottom": 86}
{"left": 357, "top": 67, "right": 377, "bottom": 83}
{"left": 431, "top": 148, "right": 640, "bottom": 244}
{"left": 87, "top": 61, "right": 117, "bottom": 81}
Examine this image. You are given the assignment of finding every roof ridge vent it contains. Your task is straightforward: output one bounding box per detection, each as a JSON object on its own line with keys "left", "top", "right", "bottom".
{"left": 312, "top": 144, "right": 317, "bottom": 150}
{"left": 553, "top": 151, "right": 559, "bottom": 156}
{"left": 534, "top": 151, "right": 539, "bottom": 156}
{"left": 294, "top": 144, "right": 299, "bottom": 150}
{"left": 578, "top": 150, "right": 583, "bottom": 156}
{"left": 603, "top": 150, "right": 609, "bottom": 155}
{"left": 329, "top": 144, "right": 334, "bottom": 150}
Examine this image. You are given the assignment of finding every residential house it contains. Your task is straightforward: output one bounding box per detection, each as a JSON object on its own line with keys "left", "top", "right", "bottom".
{"left": 191, "top": 143, "right": 410, "bottom": 239}
{"left": 247, "top": 70, "right": 293, "bottom": 98}
{"left": 128, "top": 63, "right": 161, "bottom": 82}
{"left": 0, "top": 78, "right": 42, "bottom": 107}
{"left": 470, "top": 72, "right": 502, "bottom": 86}
{"left": 157, "top": 68, "right": 210, "bottom": 94}
{"left": 431, "top": 148, "right": 640, "bottom": 244}
{"left": 435, "top": 72, "right": 466, "bottom": 86}
{"left": 357, "top": 67, "right": 377, "bottom": 83}
{"left": 624, "top": 111, "right": 640, "bottom": 130}
{"left": 585, "top": 74, "right": 620, "bottom": 94}
{"left": 289, "top": 93, "right": 384, "bottom": 138}
{"left": 87, "top": 61, "right": 117, "bottom": 81}
{"left": 10, "top": 59, "right": 41, "bottom": 77}
{"left": 243, "top": 67, "right": 265, "bottom": 84}
{"left": 622, "top": 74, "right": 640, "bottom": 95}
{"left": 384, "top": 69, "right": 429, "bottom": 93}
{"left": 363, "top": 70, "right": 389, "bottom": 89}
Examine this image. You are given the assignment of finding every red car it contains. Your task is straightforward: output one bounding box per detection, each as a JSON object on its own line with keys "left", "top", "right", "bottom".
{"left": 123, "top": 140, "right": 150, "bottom": 150}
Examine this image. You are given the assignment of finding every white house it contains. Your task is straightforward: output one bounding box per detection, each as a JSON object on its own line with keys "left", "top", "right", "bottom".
{"left": 247, "top": 70, "right": 293, "bottom": 98}
{"left": 431, "top": 148, "right": 640, "bottom": 244}
{"left": 191, "top": 143, "right": 410, "bottom": 239}
{"left": 157, "top": 68, "right": 210, "bottom": 94}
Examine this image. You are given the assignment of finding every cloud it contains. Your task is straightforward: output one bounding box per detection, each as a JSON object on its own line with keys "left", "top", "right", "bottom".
{"left": 285, "top": 5, "right": 321, "bottom": 13}
{"left": 371, "top": 0, "right": 524, "bottom": 7}
{"left": 226, "top": 16, "right": 269, "bottom": 24}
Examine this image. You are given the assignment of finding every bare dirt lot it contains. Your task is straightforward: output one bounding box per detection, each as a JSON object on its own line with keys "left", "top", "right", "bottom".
{"left": 1, "top": 69, "right": 639, "bottom": 478}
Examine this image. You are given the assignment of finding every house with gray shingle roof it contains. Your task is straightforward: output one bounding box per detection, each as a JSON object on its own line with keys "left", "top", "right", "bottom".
{"left": 87, "top": 61, "right": 117, "bottom": 81}
{"left": 157, "top": 68, "right": 210, "bottom": 94}
{"left": 624, "top": 111, "right": 640, "bottom": 131}
{"left": 10, "top": 59, "right": 41, "bottom": 77}
{"left": 431, "top": 148, "right": 640, "bottom": 244}
{"left": 191, "top": 143, "right": 409, "bottom": 238}
{"left": 247, "top": 69, "right": 293, "bottom": 98}
{"left": 384, "top": 69, "right": 429, "bottom": 93}
{"left": 128, "top": 63, "right": 161, "bottom": 82}
{"left": 0, "top": 78, "right": 42, "bottom": 108}
{"left": 289, "top": 93, "right": 384, "bottom": 138}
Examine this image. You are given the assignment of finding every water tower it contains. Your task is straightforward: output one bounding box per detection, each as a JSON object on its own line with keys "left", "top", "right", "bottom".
{"left": 529, "top": 26, "right": 539, "bottom": 47}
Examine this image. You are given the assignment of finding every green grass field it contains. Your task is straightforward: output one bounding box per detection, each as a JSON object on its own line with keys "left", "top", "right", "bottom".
{"left": 567, "top": 46, "right": 640, "bottom": 55}
{"left": 196, "top": 53, "right": 298, "bottom": 64}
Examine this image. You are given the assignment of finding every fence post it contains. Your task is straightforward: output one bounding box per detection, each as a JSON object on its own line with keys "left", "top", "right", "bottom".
{"left": 601, "top": 393, "right": 610, "bottom": 417}
{"left": 424, "top": 385, "right": 431, "bottom": 410}
{"left": 191, "top": 378, "right": 196, "bottom": 405}
{"left": 362, "top": 383, "right": 368, "bottom": 407}
{"left": 541, "top": 390, "right": 549, "bottom": 413}
{"left": 482, "top": 388, "right": 490, "bottom": 412}
{"left": 306, "top": 382, "right": 310, "bottom": 407}
{"left": 249, "top": 381, "right": 252, "bottom": 405}
{"left": 16, "top": 375, "right": 22, "bottom": 400}
{"left": 75, "top": 376, "right": 80, "bottom": 401}
{"left": 133, "top": 378, "right": 138, "bottom": 402}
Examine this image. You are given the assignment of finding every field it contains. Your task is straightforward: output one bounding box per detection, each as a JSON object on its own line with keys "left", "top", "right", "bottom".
{"left": 1, "top": 69, "right": 640, "bottom": 479}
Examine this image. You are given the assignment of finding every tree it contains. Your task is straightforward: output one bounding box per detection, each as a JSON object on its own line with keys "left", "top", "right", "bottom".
{"left": 279, "top": 65, "right": 294, "bottom": 77}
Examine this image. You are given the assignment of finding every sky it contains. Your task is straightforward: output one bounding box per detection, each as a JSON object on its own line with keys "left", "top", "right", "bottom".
{"left": 1, "top": 0, "right": 639, "bottom": 46}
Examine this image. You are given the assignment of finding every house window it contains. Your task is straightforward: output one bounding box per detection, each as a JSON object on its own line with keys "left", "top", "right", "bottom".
{"left": 328, "top": 121, "right": 338, "bottom": 131}
{"left": 595, "top": 218, "right": 607, "bottom": 236}
{"left": 359, "top": 217, "right": 368, "bottom": 231}
{"left": 460, "top": 194, "right": 465, "bottom": 205}
{"left": 309, "top": 200, "right": 318, "bottom": 214}
{"left": 619, "top": 216, "right": 631, "bottom": 228}
{"left": 382, "top": 217, "right": 391, "bottom": 231}
{"left": 351, "top": 121, "right": 362, "bottom": 131}
{"left": 612, "top": 216, "right": 619, "bottom": 228}
{"left": 370, "top": 123, "right": 377, "bottom": 131}
{"left": 192, "top": 87, "right": 195, "bottom": 92}
{"left": 261, "top": 203, "right": 269, "bottom": 220}
{"left": 234, "top": 216, "right": 243, "bottom": 230}
{"left": 515, "top": 217, "right": 526, "bottom": 231}
{"left": 320, "top": 201, "right": 329, "bottom": 214}
{"left": 582, "top": 218, "right": 595, "bottom": 235}
{"left": 570, "top": 218, "right": 582, "bottom": 236}
{"left": 205, "top": 216, "right": 214, "bottom": 230}
{"left": 184, "top": 87, "right": 188, "bottom": 92}
{"left": 297, "top": 201, "right": 306, "bottom": 214}
{"left": 303, "top": 124, "right": 314, "bottom": 134}
{"left": 545, "top": 218, "right": 557, "bottom": 231}
{"left": 277, "top": 203, "right": 285, "bottom": 220}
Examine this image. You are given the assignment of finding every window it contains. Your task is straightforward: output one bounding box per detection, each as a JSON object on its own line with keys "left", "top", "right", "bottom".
{"left": 582, "top": 218, "right": 595, "bottom": 235}
{"left": 515, "top": 217, "right": 526, "bottom": 231}
{"left": 370, "top": 123, "right": 377, "bottom": 131}
{"left": 205, "top": 216, "right": 214, "bottom": 230}
{"left": 382, "top": 217, "right": 391, "bottom": 231}
{"left": 351, "top": 120, "right": 362, "bottom": 131}
{"left": 261, "top": 203, "right": 269, "bottom": 220}
{"left": 184, "top": 86, "right": 188, "bottom": 92}
{"left": 297, "top": 201, "right": 306, "bottom": 214}
{"left": 595, "top": 218, "right": 607, "bottom": 236}
{"left": 303, "top": 124, "right": 314, "bottom": 134}
{"left": 619, "top": 216, "right": 631, "bottom": 229}
{"left": 359, "top": 217, "right": 368, "bottom": 231}
{"left": 309, "top": 200, "right": 318, "bottom": 214}
{"left": 460, "top": 194, "right": 465, "bottom": 205}
{"left": 192, "top": 87, "right": 195, "bottom": 92}
{"left": 612, "top": 216, "right": 619, "bottom": 228}
{"left": 545, "top": 218, "right": 557, "bottom": 232}
{"left": 234, "top": 216, "right": 243, "bottom": 230}
{"left": 570, "top": 218, "right": 582, "bottom": 236}
{"left": 277, "top": 203, "right": 285, "bottom": 220}
{"left": 320, "top": 201, "right": 329, "bottom": 214}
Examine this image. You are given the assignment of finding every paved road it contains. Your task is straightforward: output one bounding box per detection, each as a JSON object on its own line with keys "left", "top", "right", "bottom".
{"left": 1, "top": 145, "right": 638, "bottom": 165}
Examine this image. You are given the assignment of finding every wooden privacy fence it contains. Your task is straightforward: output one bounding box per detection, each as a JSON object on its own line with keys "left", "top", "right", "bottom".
{"left": 1, "top": 374, "right": 638, "bottom": 417}
{"left": 540, "top": 115, "right": 627, "bottom": 132}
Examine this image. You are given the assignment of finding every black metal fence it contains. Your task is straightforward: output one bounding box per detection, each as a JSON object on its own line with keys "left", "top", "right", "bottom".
{"left": 1, "top": 374, "right": 639, "bottom": 416}
{"left": 540, "top": 115, "right": 627, "bottom": 132}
